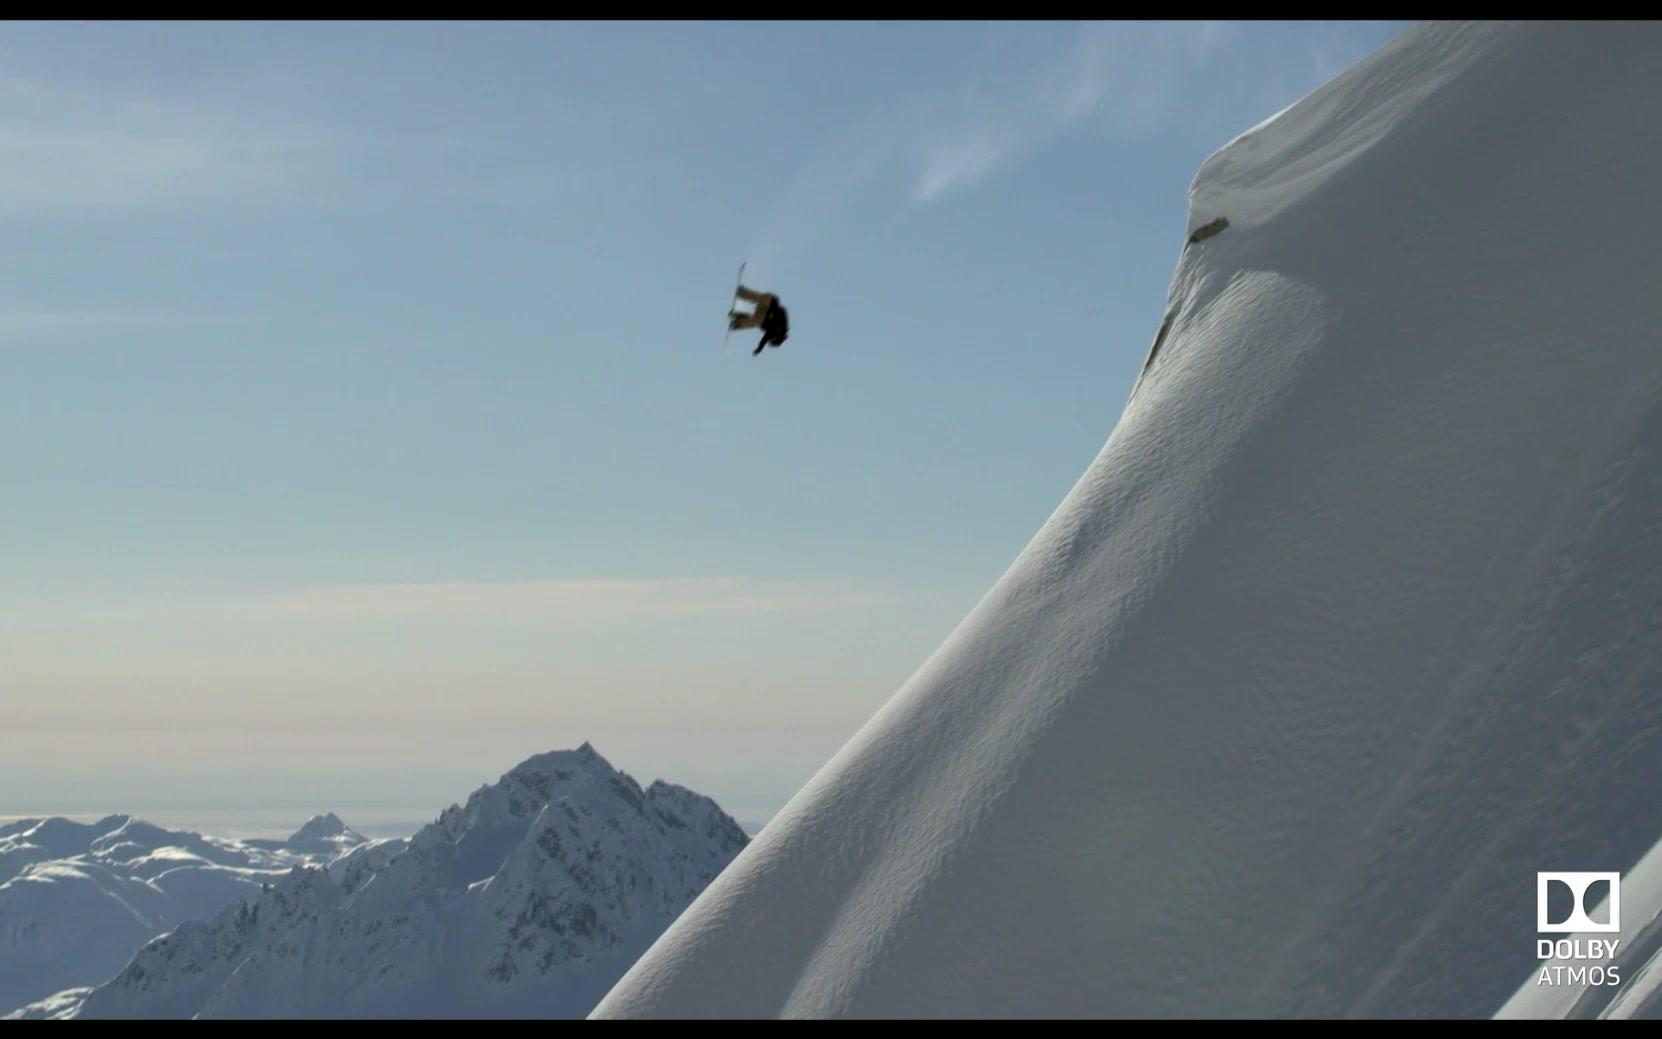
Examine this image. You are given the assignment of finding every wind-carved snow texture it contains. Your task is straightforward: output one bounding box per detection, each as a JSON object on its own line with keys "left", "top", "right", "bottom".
{"left": 595, "top": 21, "right": 1662, "bottom": 1018}
{"left": 11, "top": 744, "right": 747, "bottom": 1019}
{"left": 0, "top": 813, "right": 374, "bottom": 1014}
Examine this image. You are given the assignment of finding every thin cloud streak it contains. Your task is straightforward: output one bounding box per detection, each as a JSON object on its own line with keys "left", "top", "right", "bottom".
{"left": 747, "top": 21, "right": 1400, "bottom": 271}
{"left": 0, "top": 74, "right": 336, "bottom": 213}
{"left": 270, "top": 577, "right": 884, "bottom": 620}
{"left": 747, "top": 22, "right": 1245, "bottom": 269}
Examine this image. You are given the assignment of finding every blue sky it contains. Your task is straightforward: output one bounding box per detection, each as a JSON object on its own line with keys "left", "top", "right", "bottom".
{"left": 1, "top": 21, "right": 1406, "bottom": 832}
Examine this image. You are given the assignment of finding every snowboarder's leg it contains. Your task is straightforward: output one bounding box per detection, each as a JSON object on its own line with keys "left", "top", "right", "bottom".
{"left": 730, "top": 294, "right": 773, "bottom": 330}
{"left": 735, "top": 289, "right": 775, "bottom": 320}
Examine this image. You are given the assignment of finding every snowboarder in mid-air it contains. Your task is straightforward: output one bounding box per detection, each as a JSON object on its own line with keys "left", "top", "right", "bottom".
{"left": 730, "top": 285, "right": 789, "bottom": 356}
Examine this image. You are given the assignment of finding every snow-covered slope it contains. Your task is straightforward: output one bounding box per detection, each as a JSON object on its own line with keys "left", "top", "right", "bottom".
{"left": 24, "top": 744, "right": 746, "bottom": 1019}
{"left": 0, "top": 813, "right": 368, "bottom": 1013}
{"left": 1497, "top": 829, "right": 1662, "bottom": 1019}
{"left": 595, "top": 21, "right": 1662, "bottom": 1019}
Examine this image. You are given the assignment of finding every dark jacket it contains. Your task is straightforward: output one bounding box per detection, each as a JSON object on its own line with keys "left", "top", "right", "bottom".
{"left": 758, "top": 302, "right": 789, "bottom": 349}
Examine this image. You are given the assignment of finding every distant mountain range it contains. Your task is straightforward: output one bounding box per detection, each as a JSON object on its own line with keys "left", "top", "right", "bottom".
{"left": 8, "top": 743, "right": 747, "bottom": 1019}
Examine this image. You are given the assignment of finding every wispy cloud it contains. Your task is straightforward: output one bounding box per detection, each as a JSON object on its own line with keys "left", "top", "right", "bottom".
{"left": 1305, "top": 21, "right": 1400, "bottom": 83}
{"left": 0, "top": 307, "right": 229, "bottom": 345}
{"left": 0, "top": 75, "right": 335, "bottom": 213}
{"left": 0, "top": 578, "right": 889, "bottom": 669}
{"left": 914, "top": 125, "right": 1020, "bottom": 204}
{"left": 747, "top": 21, "right": 1403, "bottom": 271}
{"left": 2, "top": 576, "right": 883, "bottom": 632}
{"left": 270, "top": 577, "right": 882, "bottom": 620}
{"left": 745, "top": 22, "right": 1241, "bottom": 270}
{"left": 911, "top": 22, "right": 1238, "bottom": 203}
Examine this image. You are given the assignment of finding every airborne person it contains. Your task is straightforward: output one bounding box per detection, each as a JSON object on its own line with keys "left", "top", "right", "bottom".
{"left": 729, "top": 285, "right": 790, "bottom": 356}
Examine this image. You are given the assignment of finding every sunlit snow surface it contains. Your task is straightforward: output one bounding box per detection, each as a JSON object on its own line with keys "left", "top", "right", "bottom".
{"left": 595, "top": 21, "right": 1662, "bottom": 1018}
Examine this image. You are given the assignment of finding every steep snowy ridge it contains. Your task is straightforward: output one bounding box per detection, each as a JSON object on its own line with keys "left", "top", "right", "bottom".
{"left": 22, "top": 744, "right": 747, "bottom": 1019}
{"left": 595, "top": 21, "right": 1662, "bottom": 1019}
{"left": 0, "top": 814, "right": 366, "bottom": 1014}
{"left": 326, "top": 832, "right": 411, "bottom": 892}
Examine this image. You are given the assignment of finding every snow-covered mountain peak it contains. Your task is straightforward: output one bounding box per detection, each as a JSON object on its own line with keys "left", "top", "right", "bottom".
{"left": 283, "top": 813, "right": 368, "bottom": 856}
{"left": 26, "top": 746, "right": 748, "bottom": 1019}
{"left": 288, "top": 812, "right": 349, "bottom": 843}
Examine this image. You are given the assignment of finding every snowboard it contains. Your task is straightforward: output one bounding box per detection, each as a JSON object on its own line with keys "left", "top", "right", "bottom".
{"left": 723, "top": 261, "right": 746, "bottom": 353}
